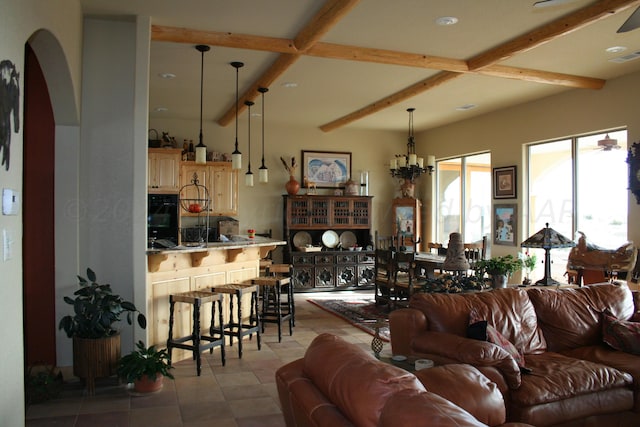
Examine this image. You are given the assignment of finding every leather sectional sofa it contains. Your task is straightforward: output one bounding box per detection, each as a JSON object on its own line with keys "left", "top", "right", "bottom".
{"left": 276, "top": 333, "right": 531, "bottom": 427}
{"left": 390, "top": 282, "right": 640, "bottom": 426}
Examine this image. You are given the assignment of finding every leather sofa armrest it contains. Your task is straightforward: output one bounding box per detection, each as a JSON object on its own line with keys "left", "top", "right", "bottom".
{"left": 413, "top": 331, "right": 522, "bottom": 389}
{"left": 389, "top": 308, "right": 427, "bottom": 356}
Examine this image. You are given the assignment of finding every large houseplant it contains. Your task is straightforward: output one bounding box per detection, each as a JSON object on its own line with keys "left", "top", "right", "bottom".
{"left": 58, "top": 268, "right": 146, "bottom": 394}
{"left": 475, "top": 255, "right": 523, "bottom": 288}
{"left": 117, "top": 340, "right": 174, "bottom": 393}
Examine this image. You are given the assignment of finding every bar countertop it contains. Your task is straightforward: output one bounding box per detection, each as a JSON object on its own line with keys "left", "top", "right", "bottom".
{"left": 146, "top": 236, "right": 286, "bottom": 255}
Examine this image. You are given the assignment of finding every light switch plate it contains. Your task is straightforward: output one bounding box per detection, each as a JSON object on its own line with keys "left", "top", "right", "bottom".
{"left": 2, "top": 189, "right": 19, "bottom": 215}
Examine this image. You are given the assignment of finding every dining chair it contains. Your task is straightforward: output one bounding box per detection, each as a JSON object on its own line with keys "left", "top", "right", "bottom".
{"left": 391, "top": 251, "right": 417, "bottom": 309}
{"left": 375, "top": 230, "right": 395, "bottom": 250}
{"left": 374, "top": 248, "right": 395, "bottom": 308}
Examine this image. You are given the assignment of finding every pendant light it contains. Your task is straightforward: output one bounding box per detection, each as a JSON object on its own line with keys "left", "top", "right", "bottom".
{"left": 195, "top": 45, "right": 210, "bottom": 164}
{"left": 244, "top": 100, "right": 254, "bottom": 187}
{"left": 231, "top": 61, "right": 244, "bottom": 170}
{"left": 258, "top": 87, "right": 269, "bottom": 183}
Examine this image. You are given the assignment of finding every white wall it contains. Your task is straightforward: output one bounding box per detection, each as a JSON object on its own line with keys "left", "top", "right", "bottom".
{"left": 419, "top": 70, "right": 640, "bottom": 256}
{"left": 0, "top": 0, "right": 83, "bottom": 424}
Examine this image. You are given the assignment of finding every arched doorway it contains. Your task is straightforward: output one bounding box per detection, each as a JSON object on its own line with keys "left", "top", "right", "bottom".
{"left": 23, "top": 30, "right": 79, "bottom": 369}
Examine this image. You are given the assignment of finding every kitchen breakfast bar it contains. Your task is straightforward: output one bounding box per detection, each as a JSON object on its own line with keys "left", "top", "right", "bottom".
{"left": 146, "top": 236, "right": 286, "bottom": 361}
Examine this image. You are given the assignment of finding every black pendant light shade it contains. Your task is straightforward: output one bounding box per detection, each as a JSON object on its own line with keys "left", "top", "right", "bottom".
{"left": 245, "top": 100, "right": 254, "bottom": 187}
{"left": 195, "top": 45, "right": 210, "bottom": 164}
{"left": 231, "top": 61, "right": 244, "bottom": 170}
{"left": 258, "top": 87, "right": 269, "bottom": 183}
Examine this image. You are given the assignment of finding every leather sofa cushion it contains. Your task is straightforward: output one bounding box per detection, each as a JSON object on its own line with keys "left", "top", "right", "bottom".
{"left": 379, "top": 389, "right": 487, "bottom": 427}
{"left": 302, "top": 333, "right": 425, "bottom": 427}
{"left": 510, "top": 352, "right": 632, "bottom": 407}
{"left": 415, "top": 364, "right": 507, "bottom": 426}
{"left": 527, "top": 283, "right": 634, "bottom": 352}
{"left": 410, "top": 288, "right": 546, "bottom": 355}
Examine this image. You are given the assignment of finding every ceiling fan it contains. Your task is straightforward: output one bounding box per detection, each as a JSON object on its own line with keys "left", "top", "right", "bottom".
{"left": 533, "top": 0, "right": 640, "bottom": 33}
{"left": 597, "top": 134, "right": 621, "bottom": 151}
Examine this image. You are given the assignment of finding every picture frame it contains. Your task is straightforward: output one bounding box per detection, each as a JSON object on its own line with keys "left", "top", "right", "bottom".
{"left": 494, "top": 204, "right": 517, "bottom": 246}
{"left": 392, "top": 197, "right": 422, "bottom": 251}
{"left": 493, "top": 165, "right": 517, "bottom": 199}
{"left": 302, "top": 150, "right": 351, "bottom": 188}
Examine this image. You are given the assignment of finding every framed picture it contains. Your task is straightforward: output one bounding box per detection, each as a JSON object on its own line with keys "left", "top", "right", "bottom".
{"left": 302, "top": 150, "right": 351, "bottom": 188}
{"left": 493, "top": 165, "right": 517, "bottom": 199}
{"left": 494, "top": 204, "right": 516, "bottom": 246}
{"left": 392, "top": 198, "right": 422, "bottom": 251}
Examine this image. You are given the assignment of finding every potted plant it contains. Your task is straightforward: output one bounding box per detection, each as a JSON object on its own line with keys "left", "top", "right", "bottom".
{"left": 58, "top": 268, "right": 146, "bottom": 394}
{"left": 117, "top": 341, "right": 174, "bottom": 393}
{"left": 475, "top": 255, "right": 523, "bottom": 288}
{"left": 519, "top": 251, "right": 538, "bottom": 286}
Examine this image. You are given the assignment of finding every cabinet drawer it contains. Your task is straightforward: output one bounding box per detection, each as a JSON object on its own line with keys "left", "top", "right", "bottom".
{"left": 335, "top": 253, "right": 357, "bottom": 264}
{"left": 314, "top": 254, "right": 335, "bottom": 265}
{"left": 292, "top": 254, "right": 314, "bottom": 265}
{"left": 358, "top": 264, "right": 375, "bottom": 286}
{"left": 292, "top": 265, "right": 314, "bottom": 290}
{"left": 358, "top": 252, "right": 375, "bottom": 264}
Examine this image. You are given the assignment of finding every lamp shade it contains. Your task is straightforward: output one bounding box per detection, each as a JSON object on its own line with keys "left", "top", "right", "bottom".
{"left": 521, "top": 223, "right": 575, "bottom": 249}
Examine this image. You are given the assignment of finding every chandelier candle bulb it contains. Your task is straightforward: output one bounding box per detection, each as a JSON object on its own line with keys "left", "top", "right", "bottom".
{"left": 390, "top": 158, "right": 398, "bottom": 169}
{"left": 417, "top": 157, "right": 424, "bottom": 168}
{"left": 409, "top": 154, "right": 417, "bottom": 166}
{"left": 427, "top": 155, "right": 435, "bottom": 168}
{"left": 398, "top": 156, "right": 407, "bottom": 168}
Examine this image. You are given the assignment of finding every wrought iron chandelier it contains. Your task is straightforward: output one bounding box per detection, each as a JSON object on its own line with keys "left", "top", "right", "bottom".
{"left": 389, "top": 108, "right": 434, "bottom": 182}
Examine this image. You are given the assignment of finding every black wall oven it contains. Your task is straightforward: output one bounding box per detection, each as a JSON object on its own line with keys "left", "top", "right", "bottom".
{"left": 148, "top": 193, "right": 179, "bottom": 247}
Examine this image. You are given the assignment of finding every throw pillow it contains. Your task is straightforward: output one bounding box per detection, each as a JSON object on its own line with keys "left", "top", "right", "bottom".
{"left": 602, "top": 311, "right": 640, "bottom": 355}
{"left": 468, "top": 310, "right": 528, "bottom": 371}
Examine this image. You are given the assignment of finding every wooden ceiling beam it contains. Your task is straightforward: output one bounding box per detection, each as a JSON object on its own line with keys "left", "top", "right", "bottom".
{"left": 319, "top": 72, "right": 461, "bottom": 133}
{"left": 216, "top": 0, "right": 361, "bottom": 125}
{"left": 477, "top": 65, "right": 605, "bottom": 89}
{"left": 468, "top": 0, "right": 640, "bottom": 71}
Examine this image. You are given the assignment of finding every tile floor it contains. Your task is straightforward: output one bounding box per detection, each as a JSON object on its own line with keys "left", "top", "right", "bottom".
{"left": 25, "top": 290, "right": 378, "bottom": 427}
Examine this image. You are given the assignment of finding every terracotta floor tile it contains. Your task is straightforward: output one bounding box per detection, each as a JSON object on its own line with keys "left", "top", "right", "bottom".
{"left": 24, "top": 291, "right": 376, "bottom": 426}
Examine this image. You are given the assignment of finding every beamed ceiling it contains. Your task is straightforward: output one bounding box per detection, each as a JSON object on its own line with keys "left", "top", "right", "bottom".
{"left": 80, "top": 0, "right": 640, "bottom": 133}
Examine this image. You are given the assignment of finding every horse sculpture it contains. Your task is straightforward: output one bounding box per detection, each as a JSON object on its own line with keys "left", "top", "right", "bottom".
{"left": 1, "top": 59, "right": 20, "bottom": 171}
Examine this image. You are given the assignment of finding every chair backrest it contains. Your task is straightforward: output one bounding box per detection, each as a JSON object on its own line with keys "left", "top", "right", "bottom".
{"left": 463, "top": 236, "right": 487, "bottom": 264}
{"left": 427, "top": 242, "right": 448, "bottom": 256}
{"left": 375, "top": 249, "right": 394, "bottom": 281}
{"left": 375, "top": 230, "right": 395, "bottom": 250}
{"left": 393, "top": 251, "right": 416, "bottom": 277}
{"left": 266, "top": 264, "right": 292, "bottom": 276}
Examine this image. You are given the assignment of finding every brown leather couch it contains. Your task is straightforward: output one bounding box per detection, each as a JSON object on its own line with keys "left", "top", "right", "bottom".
{"left": 276, "top": 332, "right": 531, "bottom": 427}
{"left": 390, "top": 282, "right": 640, "bottom": 426}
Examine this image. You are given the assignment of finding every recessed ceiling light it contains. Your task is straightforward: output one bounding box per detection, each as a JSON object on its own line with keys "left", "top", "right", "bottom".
{"left": 455, "top": 104, "right": 477, "bottom": 111}
{"left": 159, "top": 72, "right": 176, "bottom": 79}
{"left": 281, "top": 82, "right": 298, "bottom": 88}
{"left": 154, "top": 107, "right": 169, "bottom": 112}
{"left": 605, "top": 46, "right": 627, "bottom": 54}
{"left": 436, "top": 16, "right": 459, "bottom": 26}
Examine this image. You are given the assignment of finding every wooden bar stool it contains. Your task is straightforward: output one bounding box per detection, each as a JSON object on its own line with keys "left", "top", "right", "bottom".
{"left": 166, "top": 290, "right": 225, "bottom": 376}
{"left": 252, "top": 264, "right": 294, "bottom": 342}
{"left": 211, "top": 283, "right": 261, "bottom": 358}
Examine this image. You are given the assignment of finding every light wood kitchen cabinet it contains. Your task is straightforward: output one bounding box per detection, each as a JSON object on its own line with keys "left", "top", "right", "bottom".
{"left": 148, "top": 148, "right": 182, "bottom": 192}
{"left": 180, "top": 162, "right": 238, "bottom": 217}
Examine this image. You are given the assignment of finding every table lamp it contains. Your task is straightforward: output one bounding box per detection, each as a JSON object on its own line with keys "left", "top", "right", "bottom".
{"left": 521, "top": 223, "right": 575, "bottom": 286}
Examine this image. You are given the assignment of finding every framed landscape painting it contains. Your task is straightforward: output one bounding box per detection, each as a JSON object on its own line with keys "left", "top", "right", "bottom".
{"left": 302, "top": 150, "right": 351, "bottom": 188}
{"left": 493, "top": 165, "right": 517, "bottom": 199}
{"left": 494, "top": 204, "right": 516, "bottom": 246}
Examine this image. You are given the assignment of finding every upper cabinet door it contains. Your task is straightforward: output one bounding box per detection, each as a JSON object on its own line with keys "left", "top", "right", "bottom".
{"left": 148, "top": 148, "right": 182, "bottom": 192}
{"left": 210, "top": 163, "right": 238, "bottom": 216}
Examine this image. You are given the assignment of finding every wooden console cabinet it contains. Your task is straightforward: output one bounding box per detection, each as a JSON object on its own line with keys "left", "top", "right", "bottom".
{"left": 283, "top": 195, "right": 375, "bottom": 291}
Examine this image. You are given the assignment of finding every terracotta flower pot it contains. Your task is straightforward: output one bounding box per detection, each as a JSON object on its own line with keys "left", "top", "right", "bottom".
{"left": 133, "top": 374, "right": 164, "bottom": 393}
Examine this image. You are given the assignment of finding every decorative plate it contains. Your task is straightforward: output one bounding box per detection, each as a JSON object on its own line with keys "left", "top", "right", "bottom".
{"left": 292, "top": 231, "right": 312, "bottom": 249}
{"left": 339, "top": 231, "right": 357, "bottom": 249}
{"left": 322, "top": 230, "right": 340, "bottom": 248}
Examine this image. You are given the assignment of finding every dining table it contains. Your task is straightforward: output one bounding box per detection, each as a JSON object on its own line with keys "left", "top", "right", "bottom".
{"left": 414, "top": 252, "right": 446, "bottom": 279}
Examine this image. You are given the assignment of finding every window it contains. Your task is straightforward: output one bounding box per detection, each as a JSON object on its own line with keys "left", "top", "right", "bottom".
{"left": 526, "top": 129, "right": 628, "bottom": 279}
{"left": 435, "top": 153, "right": 491, "bottom": 244}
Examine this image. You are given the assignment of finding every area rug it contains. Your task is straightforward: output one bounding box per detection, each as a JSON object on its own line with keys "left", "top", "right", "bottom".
{"left": 308, "top": 298, "right": 390, "bottom": 342}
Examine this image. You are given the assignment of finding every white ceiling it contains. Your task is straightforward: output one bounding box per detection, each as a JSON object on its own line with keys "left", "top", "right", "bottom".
{"left": 80, "top": 0, "right": 640, "bottom": 133}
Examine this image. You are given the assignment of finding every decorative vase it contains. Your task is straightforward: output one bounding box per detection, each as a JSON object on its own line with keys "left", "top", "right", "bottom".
{"left": 133, "top": 374, "right": 164, "bottom": 393}
{"left": 371, "top": 322, "right": 384, "bottom": 358}
{"left": 400, "top": 179, "right": 415, "bottom": 198}
{"left": 491, "top": 274, "right": 508, "bottom": 289}
{"left": 285, "top": 176, "right": 300, "bottom": 195}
